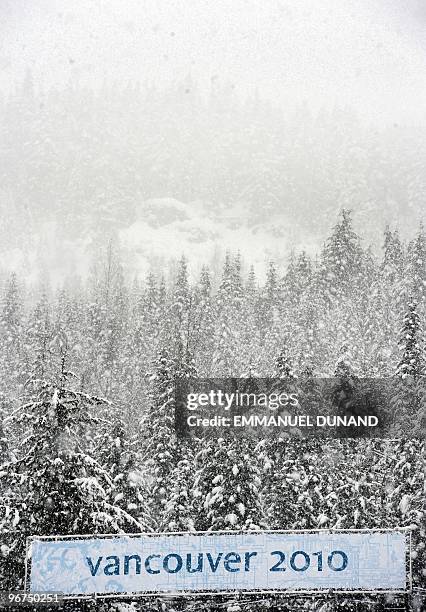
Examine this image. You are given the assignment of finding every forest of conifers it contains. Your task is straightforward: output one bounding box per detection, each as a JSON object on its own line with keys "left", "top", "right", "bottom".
{"left": 0, "top": 210, "right": 425, "bottom": 610}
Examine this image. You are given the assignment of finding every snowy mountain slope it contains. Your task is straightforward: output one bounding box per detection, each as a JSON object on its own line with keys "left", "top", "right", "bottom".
{"left": 119, "top": 197, "right": 310, "bottom": 277}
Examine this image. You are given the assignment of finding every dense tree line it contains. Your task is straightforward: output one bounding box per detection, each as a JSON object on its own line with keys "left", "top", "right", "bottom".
{"left": 0, "top": 210, "right": 425, "bottom": 610}
{"left": 0, "top": 210, "right": 424, "bottom": 406}
{"left": 1, "top": 76, "right": 426, "bottom": 266}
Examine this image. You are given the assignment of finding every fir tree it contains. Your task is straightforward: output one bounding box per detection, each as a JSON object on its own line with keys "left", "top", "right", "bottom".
{"left": 240, "top": 266, "right": 262, "bottom": 375}
{"left": 0, "top": 377, "right": 142, "bottom": 590}
{"left": 168, "top": 255, "right": 190, "bottom": 349}
{"left": 262, "top": 438, "right": 313, "bottom": 530}
{"left": 396, "top": 300, "right": 424, "bottom": 378}
{"left": 163, "top": 443, "right": 197, "bottom": 532}
{"left": 260, "top": 307, "right": 283, "bottom": 374}
{"left": 246, "top": 265, "right": 257, "bottom": 297}
{"left": 194, "top": 438, "right": 265, "bottom": 531}
{"left": 134, "top": 271, "right": 160, "bottom": 363}
{"left": 25, "top": 290, "right": 52, "bottom": 380}
{"left": 0, "top": 273, "right": 23, "bottom": 395}
{"left": 232, "top": 251, "right": 244, "bottom": 306}
{"left": 257, "top": 261, "right": 279, "bottom": 340}
{"left": 213, "top": 253, "right": 239, "bottom": 375}
{"left": 192, "top": 265, "right": 215, "bottom": 374}
{"left": 142, "top": 349, "right": 177, "bottom": 527}
{"left": 320, "top": 209, "right": 364, "bottom": 300}
{"left": 407, "top": 223, "right": 426, "bottom": 302}
{"left": 391, "top": 301, "right": 425, "bottom": 436}
{"left": 98, "top": 420, "right": 151, "bottom": 530}
{"left": 382, "top": 225, "right": 404, "bottom": 284}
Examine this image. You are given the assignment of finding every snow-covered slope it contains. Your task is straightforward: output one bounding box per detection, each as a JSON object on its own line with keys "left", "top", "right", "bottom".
{"left": 119, "top": 197, "right": 308, "bottom": 277}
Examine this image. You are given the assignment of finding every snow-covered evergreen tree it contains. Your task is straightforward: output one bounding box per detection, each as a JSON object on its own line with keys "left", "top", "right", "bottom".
{"left": 0, "top": 377, "right": 142, "bottom": 590}
{"left": 192, "top": 266, "right": 215, "bottom": 375}
{"left": 320, "top": 209, "right": 364, "bottom": 301}
{"left": 382, "top": 225, "right": 404, "bottom": 284}
{"left": 163, "top": 443, "right": 197, "bottom": 532}
{"left": 194, "top": 438, "right": 265, "bottom": 531}
{"left": 264, "top": 439, "right": 303, "bottom": 529}
{"left": 391, "top": 300, "right": 425, "bottom": 435}
{"left": 25, "top": 289, "right": 52, "bottom": 380}
{"left": 0, "top": 273, "right": 24, "bottom": 396}
{"left": 407, "top": 223, "right": 426, "bottom": 302}
{"left": 213, "top": 253, "right": 240, "bottom": 375}
{"left": 168, "top": 255, "right": 191, "bottom": 349}
{"left": 142, "top": 349, "right": 177, "bottom": 527}
{"left": 395, "top": 300, "right": 424, "bottom": 378}
{"left": 97, "top": 420, "right": 151, "bottom": 530}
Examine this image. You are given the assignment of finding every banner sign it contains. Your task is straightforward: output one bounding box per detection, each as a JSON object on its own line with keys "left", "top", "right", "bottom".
{"left": 28, "top": 530, "right": 408, "bottom": 597}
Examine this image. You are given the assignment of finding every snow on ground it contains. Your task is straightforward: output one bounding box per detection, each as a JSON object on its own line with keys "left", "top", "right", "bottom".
{"left": 120, "top": 197, "right": 313, "bottom": 279}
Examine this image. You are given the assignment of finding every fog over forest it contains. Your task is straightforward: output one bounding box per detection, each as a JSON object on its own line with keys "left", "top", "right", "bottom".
{"left": 1, "top": 0, "right": 426, "bottom": 284}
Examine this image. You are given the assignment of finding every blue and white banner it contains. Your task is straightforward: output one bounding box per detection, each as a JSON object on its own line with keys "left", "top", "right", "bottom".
{"left": 28, "top": 530, "right": 408, "bottom": 596}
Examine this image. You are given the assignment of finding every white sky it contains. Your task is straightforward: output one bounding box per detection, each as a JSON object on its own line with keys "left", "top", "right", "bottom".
{"left": 1, "top": 0, "right": 426, "bottom": 124}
